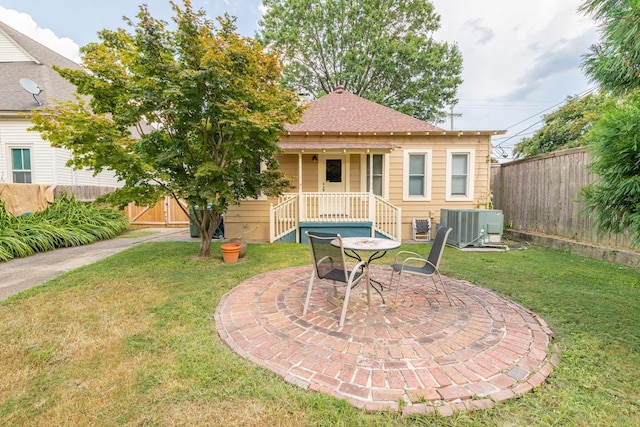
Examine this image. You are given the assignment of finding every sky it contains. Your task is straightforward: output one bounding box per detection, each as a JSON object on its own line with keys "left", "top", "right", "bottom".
{"left": 0, "top": 0, "right": 600, "bottom": 160}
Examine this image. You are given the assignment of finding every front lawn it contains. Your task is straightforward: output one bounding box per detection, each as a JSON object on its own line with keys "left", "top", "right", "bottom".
{"left": 0, "top": 241, "right": 638, "bottom": 426}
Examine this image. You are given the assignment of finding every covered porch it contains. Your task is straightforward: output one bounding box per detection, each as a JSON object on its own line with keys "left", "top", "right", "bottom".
{"left": 269, "top": 191, "right": 401, "bottom": 243}
{"left": 269, "top": 140, "right": 400, "bottom": 243}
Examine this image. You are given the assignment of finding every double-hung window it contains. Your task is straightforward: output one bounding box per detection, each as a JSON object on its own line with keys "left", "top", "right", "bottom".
{"left": 365, "top": 154, "right": 384, "bottom": 196}
{"left": 12, "top": 148, "right": 32, "bottom": 183}
{"left": 403, "top": 149, "right": 432, "bottom": 200}
{"left": 446, "top": 148, "right": 475, "bottom": 201}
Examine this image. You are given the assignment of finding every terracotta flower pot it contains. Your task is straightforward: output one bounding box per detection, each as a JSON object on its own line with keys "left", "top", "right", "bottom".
{"left": 220, "top": 242, "right": 241, "bottom": 264}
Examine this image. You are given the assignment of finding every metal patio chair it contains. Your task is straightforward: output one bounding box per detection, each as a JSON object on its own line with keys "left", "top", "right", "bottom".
{"left": 412, "top": 218, "right": 432, "bottom": 241}
{"left": 304, "top": 231, "right": 368, "bottom": 327}
{"left": 389, "top": 226, "right": 454, "bottom": 305}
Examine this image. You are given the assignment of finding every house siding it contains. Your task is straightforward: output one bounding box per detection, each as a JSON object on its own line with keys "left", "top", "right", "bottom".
{"left": 225, "top": 198, "right": 273, "bottom": 241}
{"left": 350, "top": 154, "right": 362, "bottom": 191}
{"left": 0, "top": 28, "right": 34, "bottom": 62}
{"left": 0, "top": 118, "right": 121, "bottom": 186}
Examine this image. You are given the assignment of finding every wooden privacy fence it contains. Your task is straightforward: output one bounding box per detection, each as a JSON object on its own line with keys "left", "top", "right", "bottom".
{"left": 0, "top": 184, "right": 190, "bottom": 227}
{"left": 125, "top": 197, "right": 190, "bottom": 227}
{"left": 491, "top": 147, "right": 632, "bottom": 250}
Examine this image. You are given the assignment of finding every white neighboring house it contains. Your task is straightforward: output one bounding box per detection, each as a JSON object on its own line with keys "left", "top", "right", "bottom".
{"left": 0, "top": 20, "right": 120, "bottom": 187}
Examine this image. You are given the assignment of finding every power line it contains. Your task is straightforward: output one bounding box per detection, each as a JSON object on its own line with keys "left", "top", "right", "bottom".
{"left": 492, "top": 131, "right": 537, "bottom": 141}
{"left": 502, "top": 86, "right": 597, "bottom": 131}
{"left": 493, "top": 86, "right": 598, "bottom": 149}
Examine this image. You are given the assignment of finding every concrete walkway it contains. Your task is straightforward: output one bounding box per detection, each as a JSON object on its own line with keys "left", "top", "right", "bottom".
{"left": 0, "top": 228, "right": 192, "bottom": 301}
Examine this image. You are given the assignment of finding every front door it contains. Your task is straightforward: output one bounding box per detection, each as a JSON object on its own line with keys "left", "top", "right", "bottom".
{"left": 320, "top": 155, "right": 347, "bottom": 215}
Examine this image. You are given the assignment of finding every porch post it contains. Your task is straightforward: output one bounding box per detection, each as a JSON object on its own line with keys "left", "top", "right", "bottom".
{"left": 369, "top": 193, "right": 375, "bottom": 238}
{"left": 269, "top": 203, "right": 275, "bottom": 243}
{"left": 368, "top": 152, "right": 373, "bottom": 194}
{"left": 396, "top": 207, "right": 402, "bottom": 242}
{"left": 297, "top": 153, "right": 302, "bottom": 243}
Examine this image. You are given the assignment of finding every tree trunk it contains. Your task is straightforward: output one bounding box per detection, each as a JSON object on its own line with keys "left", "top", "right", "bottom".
{"left": 199, "top": 233, "right": 212, "bottom": 257}
{"left": 195, "top": 208, "right": 222, "bottom": 258}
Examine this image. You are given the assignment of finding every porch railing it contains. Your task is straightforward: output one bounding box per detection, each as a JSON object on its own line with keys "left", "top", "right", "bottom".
{"left": 269, "top": 194, "right": 299, "bottom": 243}
{"left": 299, "top": 192, "right": 370, "bottom": 222}
{"left": 269, "top": 192, "right": 401, "bottom": 242}
{"left": 373, "top": 195, "right": 402, "bottom": 240}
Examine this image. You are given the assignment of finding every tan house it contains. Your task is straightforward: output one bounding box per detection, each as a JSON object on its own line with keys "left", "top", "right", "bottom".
{"left": 225, "top": 87, "right": 505, "bottom": 243}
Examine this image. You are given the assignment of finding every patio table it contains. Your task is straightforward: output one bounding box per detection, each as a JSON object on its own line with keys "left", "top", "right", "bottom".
{"left": 330, "top": 236, "right": 400, "bottom": 304}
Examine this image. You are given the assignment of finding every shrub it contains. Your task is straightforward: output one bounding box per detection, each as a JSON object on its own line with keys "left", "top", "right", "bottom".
{"left": 0, "top": 195, "right": 128, "bottom": 262}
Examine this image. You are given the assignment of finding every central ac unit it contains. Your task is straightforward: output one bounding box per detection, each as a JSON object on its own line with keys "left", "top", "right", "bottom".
{"left": 440, "top": 209, "right": 504, "bottom": 248}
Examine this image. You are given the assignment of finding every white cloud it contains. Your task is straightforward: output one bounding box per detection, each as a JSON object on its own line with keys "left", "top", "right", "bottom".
{"left": 431, "top": 0, "right": 597, "bottom": 103}
{"left": 0, "top": 7, "right": 81, "bottom": 63}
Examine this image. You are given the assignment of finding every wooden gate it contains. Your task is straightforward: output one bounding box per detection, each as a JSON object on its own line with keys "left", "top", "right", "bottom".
{"left": 125, "top": 197, "right": 190, "bottom": 227}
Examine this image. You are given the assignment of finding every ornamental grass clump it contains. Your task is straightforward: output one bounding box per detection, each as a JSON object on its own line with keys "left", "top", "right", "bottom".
{"left": 0, "top": 195, "right": 128, "bottom": 262}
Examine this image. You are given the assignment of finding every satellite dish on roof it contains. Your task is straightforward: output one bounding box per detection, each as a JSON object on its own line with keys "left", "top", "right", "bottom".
{"left": 19, "top": 77, "right": 43, "bottom": 105}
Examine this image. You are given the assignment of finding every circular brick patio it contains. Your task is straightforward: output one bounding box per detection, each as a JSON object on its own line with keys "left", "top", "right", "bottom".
{"left": 215, "top": 265, "right": 557, "bottom": 416}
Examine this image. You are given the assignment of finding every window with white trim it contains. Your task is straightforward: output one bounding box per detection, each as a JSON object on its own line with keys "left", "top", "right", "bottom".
{"left": 403, "top": 149, "right": 432, "bottom": 200}
{"left": 446, "top": 148, "right": 475, "bottom": 201}
{"left": 366, "top": 154, "right": 384, "bottom": 196}
{"left": 11, "top": 148, "right": 32, "bottom": 183}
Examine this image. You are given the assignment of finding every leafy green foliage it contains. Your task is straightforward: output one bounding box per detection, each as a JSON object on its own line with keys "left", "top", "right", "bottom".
{"left": 581, "top": 91, "right": 640, "bottom": 245}
{"left": 580, "top": 0, "right": 640, "bottom": 92}
{"left": 29, "top": 0, "right": 303, "bottom": 257}
{"left": 578, "top": 1, "right": 640, "bottom": 244}
{"left": 258, "top": 0, "right": 462, "bottom": 122}
{"left": 0, "top": 195, "right": 128, "bottom": 262}
{"left": 513, "top": 92, "right": 610, "bottom": 158}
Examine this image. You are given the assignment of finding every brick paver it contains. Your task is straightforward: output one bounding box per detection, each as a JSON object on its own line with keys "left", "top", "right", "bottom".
{"left": 214, "top": 265, "right": 556, "bottom": 415}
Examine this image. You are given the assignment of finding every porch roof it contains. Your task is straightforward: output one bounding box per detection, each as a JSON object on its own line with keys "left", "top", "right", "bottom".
{"left": 279, "top": 142, "right": 398, "bottom": 152}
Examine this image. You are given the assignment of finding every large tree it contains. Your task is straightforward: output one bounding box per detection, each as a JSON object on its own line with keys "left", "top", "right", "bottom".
{"left": 30, "top": 1, "right": 303, "bottom": 257}
{"left": 581, "top": 92, "right": 640, "bottom": 245}
{"left": 258, "top": 0, "right": 463, "bottom": 122}
{"left": 512, "top": 92, "right": 609, "bottom": 159}
{"left": 580, "top": 0, "right": 640, "bottom": 93}
{"left": 579, "top": 0, "right": 640, "bottom": 244}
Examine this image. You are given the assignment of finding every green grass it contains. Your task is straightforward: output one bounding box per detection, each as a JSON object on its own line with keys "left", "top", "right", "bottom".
{"left": 1, "top": 241, "right": 639, "bottom": 426}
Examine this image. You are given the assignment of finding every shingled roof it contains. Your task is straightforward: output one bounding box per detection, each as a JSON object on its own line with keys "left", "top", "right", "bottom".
{"left": 0, "top": 20, "right": 81, "bottom": 113}
{"left": 285, "top": 87, "right": 444, "bottom": 135}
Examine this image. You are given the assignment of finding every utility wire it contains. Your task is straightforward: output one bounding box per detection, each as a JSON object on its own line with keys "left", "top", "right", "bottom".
{"left": 502, "top": 86, "right": 597, "bottom": 131}
{"left": 493, "top": 86, "right": 598, "bottom": 150}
